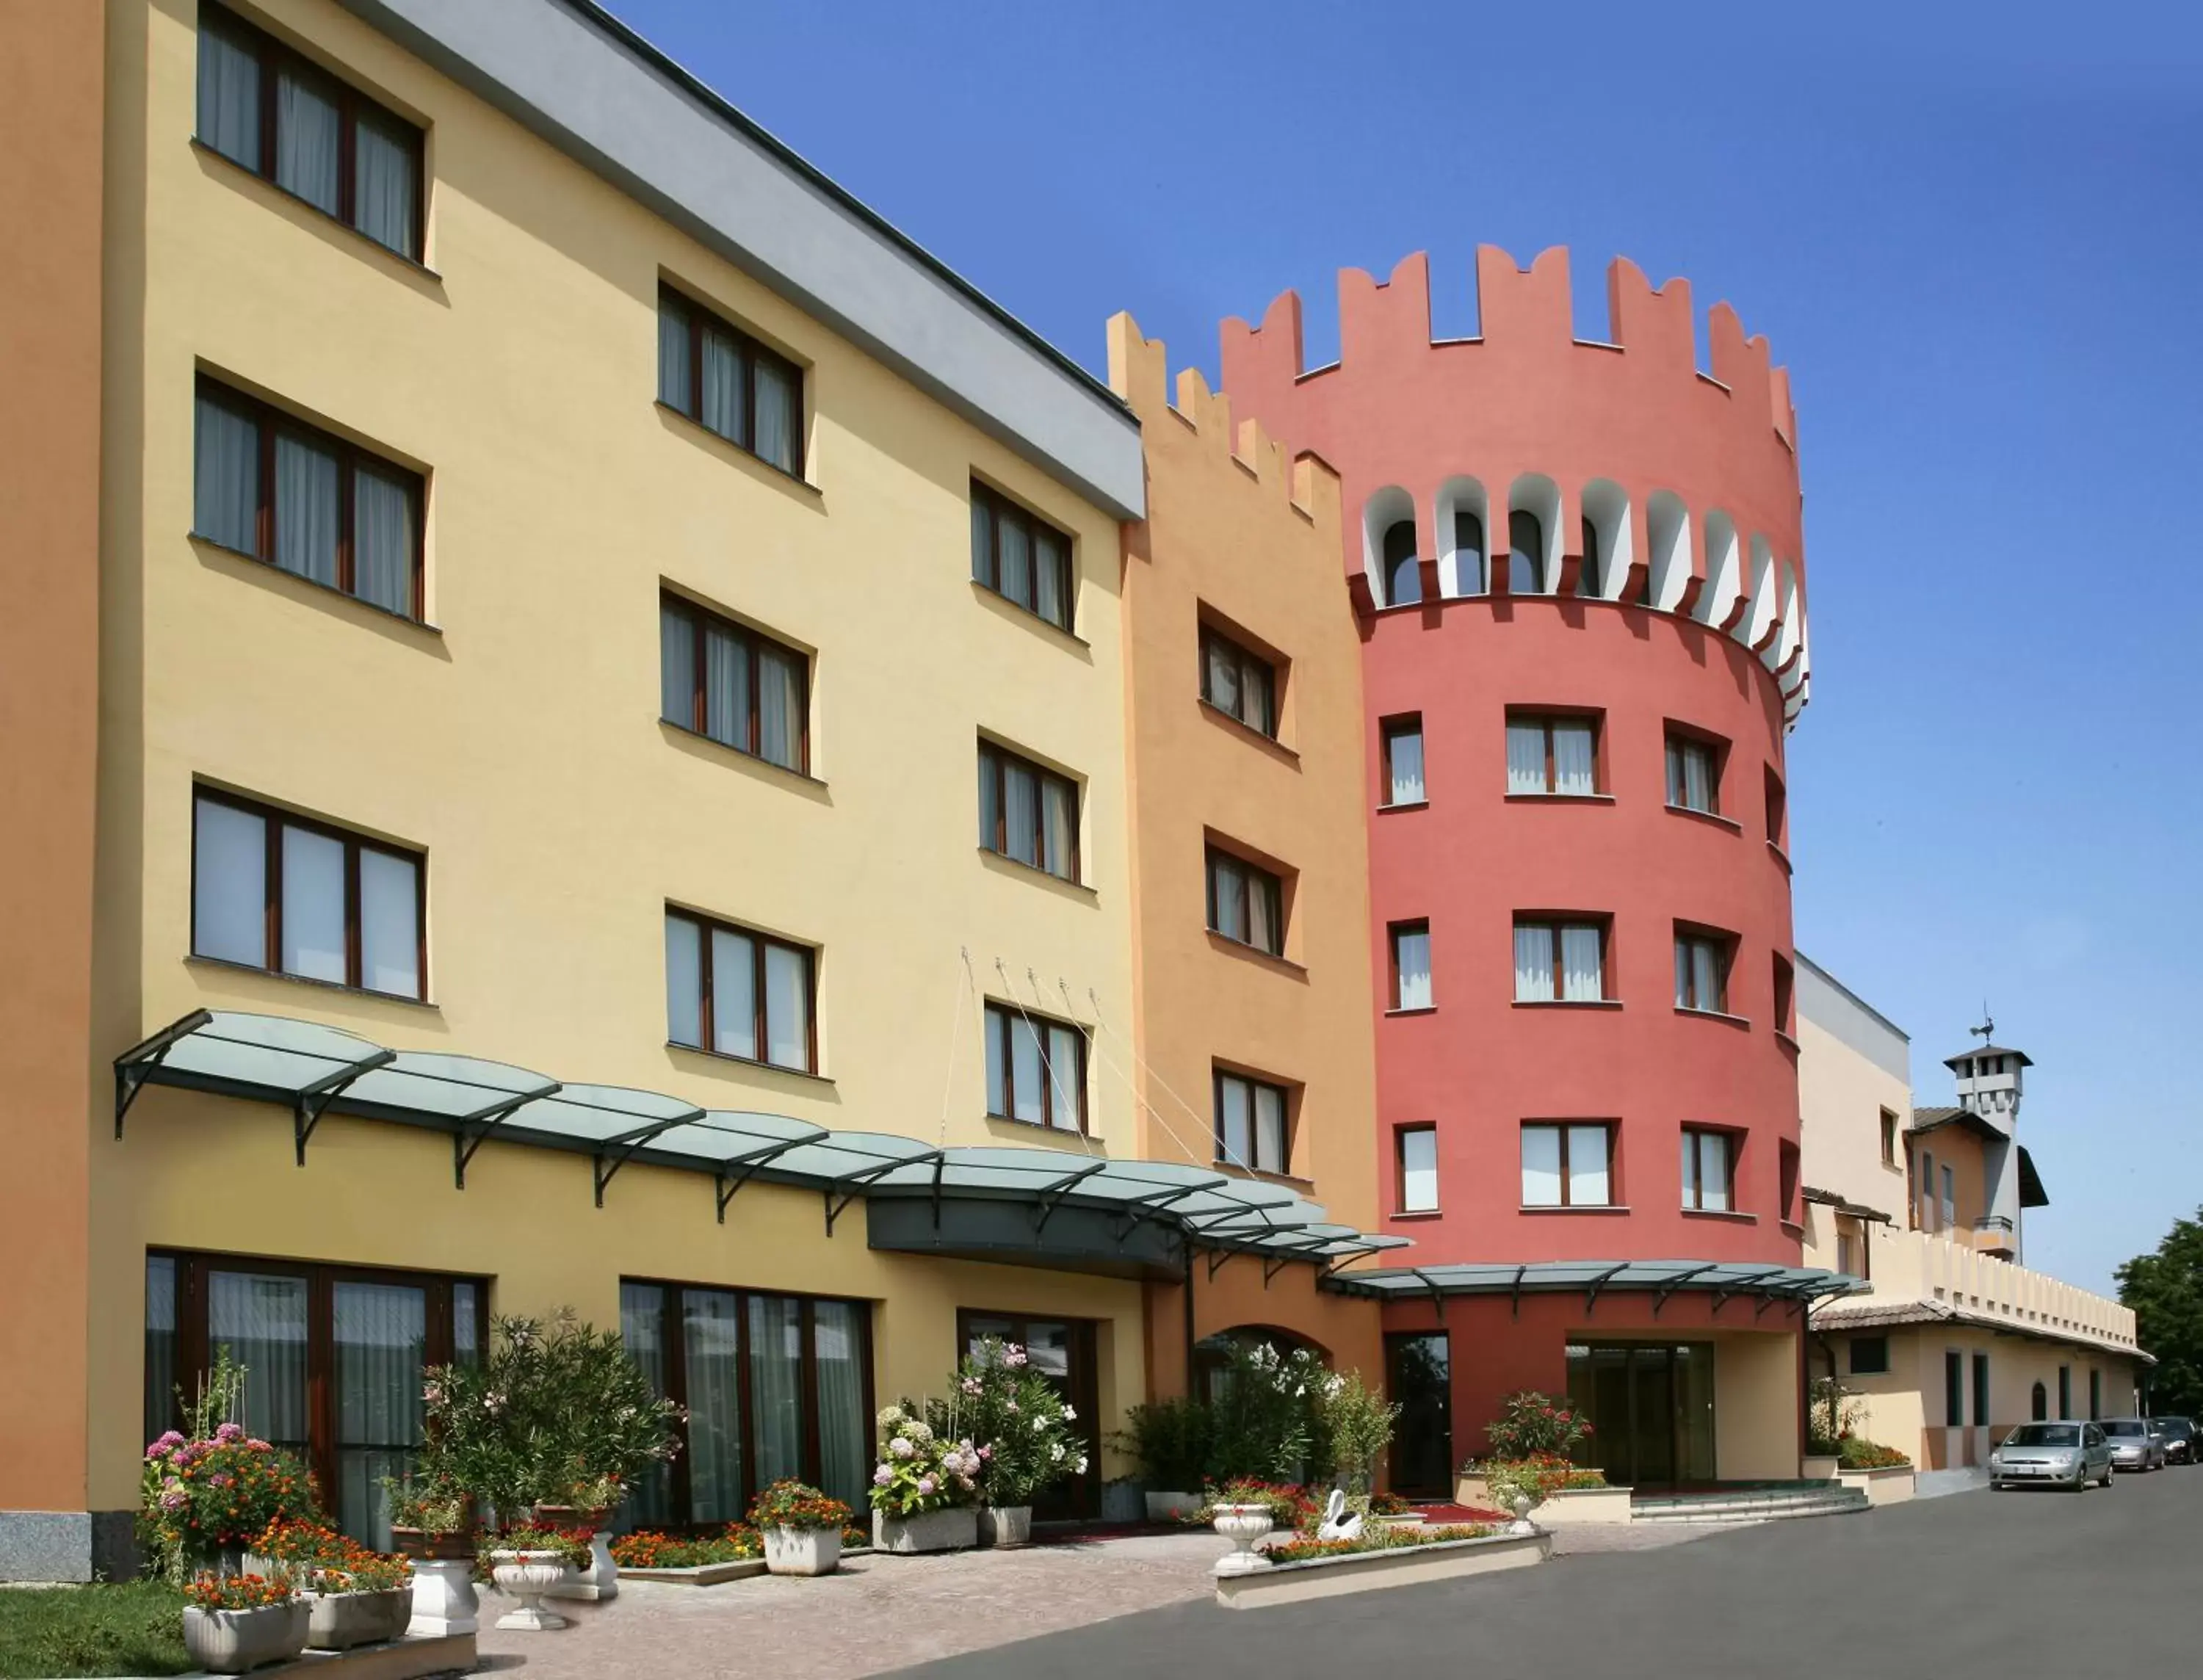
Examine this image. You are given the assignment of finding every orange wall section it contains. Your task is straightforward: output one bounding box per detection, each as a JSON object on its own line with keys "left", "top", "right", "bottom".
{"left": 0, "top": 0, "right": 107, "bottom": 1521}
{"left": 1108, "top": 314, "right": 1385, "bottom": 1397}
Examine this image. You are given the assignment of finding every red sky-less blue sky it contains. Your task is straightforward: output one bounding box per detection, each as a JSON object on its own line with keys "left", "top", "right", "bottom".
{"left": 603, "top": 0, "right": 2202, "bottom": 1292}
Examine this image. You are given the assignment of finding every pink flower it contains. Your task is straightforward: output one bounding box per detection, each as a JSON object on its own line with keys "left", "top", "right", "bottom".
{"left": 214, "top": 1422, "right": 245, "bottom": 1443}
{"left": 916, "top": 1475, "right": 937, "bottom": 1496}
{"left": 245, "top": 1439, "right": 270, "bottom": 1452}
{"left": 872, "top": 1466, "right": 893, "bottom": 1487}
{"left": 146, "top": 1431, "right": 185, "bottom": 1460}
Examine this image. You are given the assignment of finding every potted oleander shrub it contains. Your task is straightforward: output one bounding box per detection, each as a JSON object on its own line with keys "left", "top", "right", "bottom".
{"left": 869, "top": 1402, "right": 981, "bottom": 1554}
{"left": 250, "top": 1518, "right": 413, "bottom": 1650}
{"left": 1113, "top": 1395, "right": 1213, "bottom": 1521}
{"left": 751, "top": 1480, "right": 855, "bottom": 1576}
{"left": 948, "top": 1337, "right": 1089, "bottom": 1547}
{"left": 181, "top": 1569, "right": 308, "bottom": 1673}
{"left": 381, "top": 1474, "right": 476, "bottom": 1560}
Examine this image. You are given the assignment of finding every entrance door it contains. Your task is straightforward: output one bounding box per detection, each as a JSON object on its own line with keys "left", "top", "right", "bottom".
{"left": 1566, "top": 1342, "right": 1718, "bottom": 1489}
{"left": 1383, "top": 1332, "right": 1453, "bottom": 1497}
{"left": 961, "top": 1312, "right": 1099, "bottom": 1520}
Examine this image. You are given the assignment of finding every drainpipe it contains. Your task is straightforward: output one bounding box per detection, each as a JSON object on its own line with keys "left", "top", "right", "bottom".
{"left": 1182, "top": 1242, "right": 1198, "bottom": 1402}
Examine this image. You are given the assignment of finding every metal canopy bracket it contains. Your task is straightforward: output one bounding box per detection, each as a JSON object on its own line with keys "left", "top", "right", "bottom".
{"left": 592, "top": 1109, "right": 705, "bottom": 1207}
{"left": 1413, "top": 1268, "right": 1447, "bottom": 1324}
{"left": 1511, "top": 1264, "right": 1527, "bottom": 1319}
{"left": 1206, "top": 1248, "right": 1234, "bottom": 1283}
{"left": 1711, "top": 1268, "right": 1787, "bottom": 1314}
{"left": 292, "top": 1051, "right": 397, "bottom": 1166}
{"left": 112, "top": 1009, "right": 214, "bottom": 1137}
{"left": 825, "top": 1151, "right": 939, "bottom": 1237}
{"left": 1652, "top": 1264, "right": 1717, "bottom": 1317}
{"left": 1582, "top": 1263, "right": 1630, "bottom": 1316}
{"left": 453, "top": 1085, "right": 562, "bottom": 1190}
{"left": 1030, "top": 1160, "right": 1110, "bottom": 1235}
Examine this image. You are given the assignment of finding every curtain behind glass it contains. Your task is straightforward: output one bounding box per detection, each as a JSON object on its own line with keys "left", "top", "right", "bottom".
{"left": 1210, "top": 859, "right": 1245, "bottom": 942}
{"left": 1506, "top": 723, "right": 1547, "bottom": 793}
{"left": 700, "top": 328, "right": 745, "bottom": 442}
{"left": 1560, "top": 925, "right": 1604, "bottom": 1002}
{"left": 1553, "top": 723, "right": 1596, "bottom": 795}
{"left": 984, "top": 1008, "right": 1007, "bottom": 1115}
{"left": 748, "top": 1297, "right": 806, "bottom": 1489}
{"left": 352, "top": 467, "right": 413, "bottom": 615}
{"left": 358, "top": 849, "right": 418, "bottom": 998}
{"left": 997, "top": 515, "right": 1031, "bottom": 605}
{"left": 764, "top": 944, "right": 808, "bottom": 1071}
{"left": 758, "top": 645, "right": 801, "bottom": 769}
{"left": 812, "top": 1303, "right": 867, "bottom": 1509}
{"left": 333, "top": 1282, "right": 426, "bottom": 1548}
{"left": 275, "top": 68, "right": 341, "bottom": 214}
{"left": 1520, "top": 1127, "right": 1562, "bottom": 1207}
{"left": 193, "top": 797, "right": 266, "bottom": 967}
{"left": 1513, "top": 924, "right": 1553, "bottom": 1002}
{"left": 196, "top": 20, "right": 261, "bottom": 167}
{"left": 1388, "top": 728, "right": 1425, "bottom": 805}
{"left": 1046, "top": 1026, "right": 1081, "bottom": 1132}
{"left": 195, "top": 395, "right": 260, "bottom": 553}
{"left": 1247, "top": 872, "right": 1278, "bottom": 955}
{"left": 1003, "top": 762, "right": 1038, "bottom": 866}
{"left": 1218, "top": 1077, "right": 1250, "bottom": 1167}
{"left": 145, "top": 1257, "right": 178, "bottom": 1447}
{"left": 712, "top": 927, "right": 757, "bottom": 1060}
{"left": 280, "top": 825, "right": 346, "bottom": 983}
{"left": 658, "top": 298, "right": 692, "bottom": 410}
{"left": 1254, "top": 1085, "right": 1286, "bottom": 1173}
{"left": 665, "top": 916, "right": 702, "bottom": 1048}
{"left": 1205, "top": 637, "right": 1240, "bottom": 717}
{"left": 969, "top": 498, "right": 993, "bottom": 584}
{"left": 352, "top": 110, "right": 417, "bottom": 258}
{"left": 452, "top": 1283, "right": 481, "bottom": 1366}
{"left": 1033, "top": 530, "right": 1067, "bottom": 626}
{"left": 1011, "top": 1018, "right": 1043, "bottom": 1123}
{"left": 1400, "top": 1129, "right": 1438, "bottom": 1212}
{"left": 1692, "top": 942, "right": 1720, "bottom": 1010}
{"left": 753, "top": 358, "right": 796, "bottom": 472}
{"left": 1698, "top": 1133, "right": 1730, "bottom": 1211}
{"left": 703, "top": 622, "right": 749, "bottom": 750}
{"left": 1567, "top": 1124, "right": 1611, "bottom": 1205}
{"left": 274, "top": 435, "right": 339, "bottom": 586}
{"left": 619, "top": 1284, "right": 672, "bottom": 1526}
{"left": 660, "top": 603, "right": 695, "bottom": 728}
{"left": 1041, "top": 780, "right": 1075, "bottom": 880}
{"left": 210, "top": 1272, "right": 309, "bottom": 1450}
{"left": 1394, "top": 927, "right": 1432, "bottom": 1009}
{"left": 683, "top": 1291, "right": 744, "bottom": 1524}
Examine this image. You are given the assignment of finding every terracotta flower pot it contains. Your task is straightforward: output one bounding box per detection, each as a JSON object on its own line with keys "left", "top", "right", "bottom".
{"left": 391, "top": 1526, "right": 474, "bottom": 1561}
{"left": 181, "top": 1601, "right": 309, "bottom": 1674}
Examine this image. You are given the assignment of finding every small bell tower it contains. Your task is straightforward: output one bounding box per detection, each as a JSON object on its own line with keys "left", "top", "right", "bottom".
{"left": 1942, "top": 1012, "right": 2033, "bottom": 1261}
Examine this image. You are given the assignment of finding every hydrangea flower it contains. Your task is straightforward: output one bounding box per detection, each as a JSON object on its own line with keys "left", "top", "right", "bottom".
{"left": 873, "top": 1466, "right": 893, "bottom": 1487}
{"left": 916, "top": 1474, "right": 937, "bottom": 1496}
{"left": 889, "top": 1437, "right": 914, "bottom": 1460}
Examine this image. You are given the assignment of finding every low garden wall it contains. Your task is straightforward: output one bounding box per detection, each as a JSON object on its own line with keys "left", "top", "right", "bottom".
{"left": 1837, "top": 1465, "right": 1916, "bottom": 1506}
{"left": 1215, "top": 1529, "right": 1549, "bottom": 1610}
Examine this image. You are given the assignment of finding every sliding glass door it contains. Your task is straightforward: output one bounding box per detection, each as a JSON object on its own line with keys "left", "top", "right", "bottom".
{"left": 1565, "top": 1342, "right": 1717, "bottom": 1489}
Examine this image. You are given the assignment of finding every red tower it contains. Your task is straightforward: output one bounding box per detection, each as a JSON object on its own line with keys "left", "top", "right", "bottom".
{"left": 1222, "top": 248, "right": 1830, "bottom": 1493}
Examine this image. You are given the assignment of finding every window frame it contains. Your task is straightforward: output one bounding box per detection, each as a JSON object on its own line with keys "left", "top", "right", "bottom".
{"left": 970, "top": 480, "right": 1076, "bottom": 632}
{"left": 192, "top": 375, "right": 426, "bottom": 621}
{"left": 1513, "top": 915, "right": 1610, "bottom": 1004}
{"left": 1672, "top": 924, "right": 1735, "bottom": 1015}
{"left": 1388, "top": 918, "right": 1433, "bottom": 1010}
{"left": 656, "top": 284, "right": 808, "bottom": 478}
{"left": 659, "top": 591, "right": 811, "bottom": 774}
{"left": 982, "top": 1000, "right": 1090, "bottom": 1134}
{"left": 978, "top": 740, "right": 1082, "bottom": 884}
{"left": 1519, "top": 1120, "right": 1616, "bottom": 1209}
{"left": 1380, "top": 518, "right": 1421, "bottom": 607}
{"left": 1379, "top": 714, "right": 1425, "bottom": 808}
{"left": 1504, "top": 708, "right": 1604, "bottom": 797}
{"left": 190, "top": 785, "right": 427, "bottom": 1000}
{"left": 1205, "top": 846, "right": 1285, "bottom": 957}
{"left": 1197, "top": 623, "right": 1279, "bottom": 739}
{"left": 1663, "top": 725, "right": 1729, "bottom": 817}
{"left": 1849, "top": 1335, "right": 1891, "bottom": 1377}
{"left": 195, "top": 1, "right": 427, "bottom": 262}
{"left": 1771, "top": 952, "right": 1795, "bottom": 1035}
{"left": 1880, "top": 1109, "right": 1900, "bottom": 1167}
{"left": 1395, "top": 1123, "right": 1439, "bottom": 1214}
{"left": 1212, "top": 1067, "right": 1292, "bottom": 1176}
{"left": 1679, "top": 1123, "right": 1737, "bottom": 1212}
{"left": 664, "top": 905, "right": 819, "bottom": 1075}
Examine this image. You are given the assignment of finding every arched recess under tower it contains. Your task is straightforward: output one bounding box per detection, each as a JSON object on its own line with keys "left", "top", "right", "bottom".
{"left": 1361, "top": 485, "right": 1419, "bottom": 607}
{"left": 1646, "top": 490, "right": 1693, "bottom": 612}
{"left": 1697, "top": 509, "right": 1743, "bottom": 627}
{"left": 1436, "top": 475, "right": 1489, "bottom": 598}
{"left": 1507, "top": 474, "right": 1562, "bottom": 595}
{"left": 1578, "top": 478, "right": 1632, "bottom": 600}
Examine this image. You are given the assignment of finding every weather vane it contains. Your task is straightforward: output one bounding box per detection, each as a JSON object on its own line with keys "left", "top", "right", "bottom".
{"left": 1969, "top": 1004, "right": 1994, "bottom": 1047}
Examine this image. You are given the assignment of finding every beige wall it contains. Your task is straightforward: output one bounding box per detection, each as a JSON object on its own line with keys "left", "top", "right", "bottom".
{"left": 1795, "top": 968, "right": 1909, "bottom": 1271}
{"left": 1710, "top": 1330, "right": 1803, "bottom": 1482}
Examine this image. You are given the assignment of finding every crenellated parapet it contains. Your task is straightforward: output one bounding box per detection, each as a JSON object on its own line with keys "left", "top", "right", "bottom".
{"left": 1220, "top": 248, "right": 1812, "bottom": 723}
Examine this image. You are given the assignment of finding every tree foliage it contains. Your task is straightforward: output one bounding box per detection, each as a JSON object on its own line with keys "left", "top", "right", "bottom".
{"left": 2116, "top": 1208, "right": 2203, "bottom": 1416}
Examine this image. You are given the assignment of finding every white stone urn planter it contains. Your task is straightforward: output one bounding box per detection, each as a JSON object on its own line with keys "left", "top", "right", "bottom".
{"left": 305, "top": 1585, "right": 413, "bottom": 1650}
{"left": 181, "top": 1600, "right": 310, "bottom": 1673}
{"left": 1211, "top": 1501, "right": 1276, "bottom": 1576}
{"left": 873, "top": 1506, "right": 980, "bottom": 1554}
{"left": 406, "top": 1557, "right": 479, "bottom": 1637}
{"left": 977, "top": 1506, "right": 1032, "bottom": 1549}
{"left": 489, "top": 1549, "right": 574, "bottom": 1631}
{"left": 1803, "top": 1453, "right": 1841, "bottom": 1482}
{"left": 1143, "top": 1490, "right": 1201, "bottom": 1522}
{"left": 545, "top": 1529, "right": 619, "bottom": 1601}
{"left": 764, "top": 1525, "right": 844, "bottom": 1575}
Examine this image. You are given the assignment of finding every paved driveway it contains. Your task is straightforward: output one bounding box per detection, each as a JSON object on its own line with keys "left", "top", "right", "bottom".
{"left": 894, "top": 1471, "right": 2202, "bottom": 1680}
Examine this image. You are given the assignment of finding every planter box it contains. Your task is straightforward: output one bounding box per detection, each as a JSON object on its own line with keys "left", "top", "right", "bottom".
{"left": 1215, "top": 1529, "right": 1550, "bottom": 1610}
{"left": 546, "top": 1530, "right": 619, "bottom": 1601}
{"left": 977, "top": 1507, "right": 1031, "bottom": 1549}
{"left": 1803, "top": 1455, "right": 1841, "bottom": 1482}
{"left": 391, "top": 1527, "right": 474, "bottom": 1563}
{"left": 183, "top": 1601, "right": 310, "bottom": 1673}
{"left": 618, "top": 1557, "right": 768, "bottom": 1586}
{"left": 1533, "top": 1484, "right": 1633, "bottom": 1527}
{"left": 764, "top": 1527, "right": 843, "bottom": 1576}
{"left": 872, "top": 1506, "right": 979, "bottom": 1554}
{"left": 1455, "top": 1473, "right": 1491, "bottom": 1508}
{"left": 1143, "top": 1491, "right": 1201, "bottom": 1523}
{"left": 306, "top": 1587, "right": 414, "bottom": 1651}
{"left": 1837, "top": 1464, "right": 1917, "bottom": 1505}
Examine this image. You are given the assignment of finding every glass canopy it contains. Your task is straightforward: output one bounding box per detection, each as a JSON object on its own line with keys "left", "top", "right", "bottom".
{"left": 1326, "top": 1259, "right": 1865, "bottom": 1304}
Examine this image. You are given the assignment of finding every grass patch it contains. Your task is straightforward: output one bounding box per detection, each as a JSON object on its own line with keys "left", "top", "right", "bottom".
{"left": 0, "top": 1581, "right": 190, "bottom": 1679}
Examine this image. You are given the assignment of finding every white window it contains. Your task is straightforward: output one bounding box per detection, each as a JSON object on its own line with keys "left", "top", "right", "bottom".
{"left": 1390, "top": 922, "right": 1433, "bottom": 1010}
{"left": 1682, "top": 1127, "right": 1733, "bottom": 1212}
{"left": 1398, "top": 1126, "right": 1439, "bottom": 1213}
{"left": 1505, "top": 714, "right": 1598, "bottom": 796}
{"left": 1522, "top": 1123, "right": 1613, "bottom": 1208}
{"left": 1514, "top": 920, "right": 1606, "bottom": 1002}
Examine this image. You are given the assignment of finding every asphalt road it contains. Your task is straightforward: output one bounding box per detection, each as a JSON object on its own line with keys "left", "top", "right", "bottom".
{"left": 894, "top": 1469, "right": 2202, "bottom": 1680}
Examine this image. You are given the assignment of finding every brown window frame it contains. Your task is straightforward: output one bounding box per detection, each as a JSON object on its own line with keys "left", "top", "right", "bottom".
{"left": 1673, "top": 924, "right": 1735, "bottom": 1014}
{"left": 665, "top": 905, "right": 819, "bottom": 1075}
{"left": 982, "top": 999, "right": 1089, "bottom": 1134}
{"left": 193, "top": 375, "right": 426, "bottom": 621}
{"left": 1379, "top": 714, "right": 1425, "bottom": 808}
{"left": 1389, "top": 918, "right": 1433, "bottom": 1008}
{"left": 970, "top": 481, "right": 1075, "bottom": 632}
{"left": 1505, "top": 708, "right": 1605, "bottom": 796}
{"left": 1513, "top": 916, "right": 1610, "bottom": 1002}
{"left": 1206, "top": 847, "right": 1285, "bottom": 957}
{"left": 1213, "top": 1067, "right": 1292, "bottom": 1176}
{"left": 1198, "top": 623, "right": 1278, "bottom": 738}
{"left": 1680, "top": 1124, "right": 1739, "bottom": 1212}
{"left": 195, "top": 2, "right": 427, "bottom": 262}
{"left": 1880, "top": 1109, "right": 1900, "bottom": 1168}
{"left": 659, "top": 591, "right": 811, "bottom": 774}
{"left": 656, "top": 285, "right": 808, "bottom": 478}
{"left": 1664, "top": 725, "right": 1729, "bottom": 816}
{"left": 145, "top": 1249, "right": 482, "bottom": 1544}
{"left": 1394, "top": 1122, "right": 1439, "bottom": 1214}
{"left": 1520, "top": 1120, "right": 1617, "bottom": 1208}
{"left": 619, "top": 1278, "right": 875, "bottom": 1530}
{"left": 190, "top": 785, "right": 427, "bottom": 1000}
{"left": 978, "top": 741, "right": 1082, "bottom": 883}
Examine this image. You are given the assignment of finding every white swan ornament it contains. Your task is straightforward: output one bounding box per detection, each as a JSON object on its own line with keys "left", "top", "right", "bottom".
{"left": 1314, "top": 1488, "right": 1364, "bottom": 1542}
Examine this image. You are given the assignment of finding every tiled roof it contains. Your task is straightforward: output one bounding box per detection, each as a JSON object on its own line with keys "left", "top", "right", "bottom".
{"left": 1812, "top": 1296, "right": 2149, "bottom": 1363}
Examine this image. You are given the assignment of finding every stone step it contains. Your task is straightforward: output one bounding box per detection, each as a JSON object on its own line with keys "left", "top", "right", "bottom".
{"left": 1632, "top": 1489, "right": 1868, "bottom": 1524}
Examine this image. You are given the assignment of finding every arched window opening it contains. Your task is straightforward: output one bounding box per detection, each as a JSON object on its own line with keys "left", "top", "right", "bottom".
{"left": 1508, "top": 510, "right": 1544, "bottom": 595}
{"left": 1453, "top": 510, "right": 1486, "bottom": 596}
{"left": 1383, "top": 519, "right": 1422, "bottom": 607}
{"left": 2031, "top": 1381, "right": 2049, "bottom": 1422}
{"left": 1194, "top": 1326, "right": 1330, "bottom": 1405}
{"left": 1579, "top": 514, "right": 1602, "bottom": 597}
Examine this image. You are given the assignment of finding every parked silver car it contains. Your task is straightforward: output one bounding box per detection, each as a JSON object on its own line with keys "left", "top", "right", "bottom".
{"left": 1990, "top": 1422, "right": 2113, "bottom": 1490}
{"left": 2149, "top": 1416, "right": 2196, "bottom": 1464}
{"left": 2100, "top": 1418, "right": 2167, "bottom": 1471}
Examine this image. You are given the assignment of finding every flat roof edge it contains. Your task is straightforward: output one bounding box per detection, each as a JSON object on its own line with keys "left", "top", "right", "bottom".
{"left": 331, "top": 0, "right": 1146, "bottom": 519}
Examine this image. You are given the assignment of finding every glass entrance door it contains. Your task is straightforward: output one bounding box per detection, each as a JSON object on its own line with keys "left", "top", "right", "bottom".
{"left": 960, "top": 1312, "right": 1099, "bottom": 1519}
{"left": 1383, "top": 1332, "right": 1453, "bottom": 1497}
{"left": 1566, "top": 1342, "right": 1717, "bottom": 1489}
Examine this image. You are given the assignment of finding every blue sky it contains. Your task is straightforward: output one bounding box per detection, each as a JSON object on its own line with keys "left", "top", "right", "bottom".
{"left": 607, "top": 1, "right": 2202, "bottom": 1293}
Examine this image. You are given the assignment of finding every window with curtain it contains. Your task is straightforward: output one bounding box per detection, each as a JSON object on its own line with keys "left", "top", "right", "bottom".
{"left": 1198, "top": 625, "right": 1278, "bottom": 738}
{"left": 1397, "top": 1124, "right": 1439, "bottom": 1213}
{"left": 659, "top": 593, "right": 809, "bottom": 773}
{"left": 1214, "top": 1069, "right": 1290, "bottom": 1175}
{"left": 1505, "top": 712, "right": 1599, "bottom": 796}
{"left": 664, "top": 908, "right": 815, "bottom": 1073}
{"left": 1673, "top": 929, "right": 1732, "bottom": 1013}
{"left": 983, "top": 1000, "right": 1087, "bottom": 1133}
{"left": 1664, "top": 730, "right": 1723, "bottom": 815}
{"left": 1521, "top": 1122, "right": 1613, "bottom": 1207}
{"left": 147, "top": 1253, "right": 480, "bottom": 1547}
{"left": 1390, "top": 920, "right": 1433, "bottom": 1010}
{"left": 978, "top": 742, "right": 1080, "bottom": 883}
{"left": 194, "top": 377, "right": 424, "bottom": 619}
{"left": 970, "top": 482, "right": 1075, "bottom": 631}
{"left": 1507, "top": 510, "right": 1544, "bottom": 594}
{"left": 1941, "top": 1164, "right": 1956, "bottom": 1228}
{"left": 1381, "top": 716, "right": 1425, "bottom": 806}
{"left": 1207, "top": 848, "right": 1284, "bottom": 957}
{"left": 195, "top": 3, "right": 424, "bottom": 261}
{"left": 1513, "top": 918, "right": 1606, "bottom": 1003}
{"left": 1381, "top": 519, "right": 1421, "bottom": 607}
{"left": 192, "top": 788, "right": 423, "bottom": 999}
{"left": 1451, "top": 510, "right": 1486, "bottom": 596}
{"left": 620, "top": 1281, "right": 872, "bottom": 1518}
{"left": 1681, "top": 1126, "right": 1734, "bottom": 1212}
{"left": 657, "top": 287, "right": 806, "bottom": 476}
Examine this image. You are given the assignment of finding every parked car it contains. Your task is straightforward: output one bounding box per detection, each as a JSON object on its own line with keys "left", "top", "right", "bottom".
{"left": 2100, "top": 1419, "right": 2167, "bottom": 1472}
{"left": 1989, "top": 1422, "right": 2113, "bottom": 1491}
{"left": 2149, "top": 1417, "right": 2196, "bottom": 1464}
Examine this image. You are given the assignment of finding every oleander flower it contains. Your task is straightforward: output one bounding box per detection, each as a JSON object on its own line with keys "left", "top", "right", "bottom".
{"left": 1060, "top": 1404, "right": 1077, "bottom": 1422}
{"left": 961, "top": 1377, "right": 983, "bottom": 1397}
{"left": 1004, "top": 1347, "right": 1028, "bottom": 1368}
